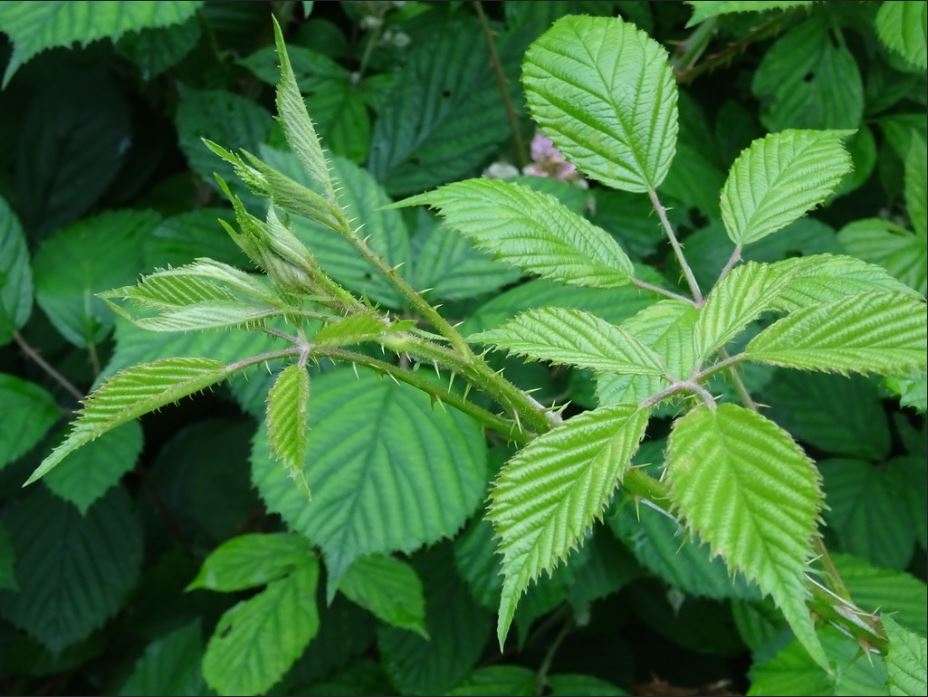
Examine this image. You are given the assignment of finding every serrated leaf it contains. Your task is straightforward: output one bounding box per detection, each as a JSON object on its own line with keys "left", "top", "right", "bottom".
{"left": 190, "top": 533, "right": 312, "bottom": 592}
{"left": 472, "top": 307, "right": 666, "bottom": 376}
{"left": 720, "top": 130, "right": 853, "bottom": 246}
{"left": 0, "top": 1, "right": 202, "bottom": 86}
{"left": 839, "top": 220, "right": 927, "bottom": 296}
{"left": 240, "top": 43, "right": 347, "bottom": 93}
{"left": 685, "top": 1, "right": 811, "bottom": 27}
{"left": 314, "top": 314, "right": 412, "bottom": 348}
{"left": 752, "top": 17, "right": 864, "bottom": 131}
{"left": 490, "top": 405, "right": 650, "bottom": 645}
{"left": 523, "top": 15, "right": 678, "bottom": 192}
{"left": 400, "top": 180, "right": 634, "bottom": 288}
{"left": 266, "top": 364, "right": 311, "bottom": 499}
{"left": 27, "top": 357, "right": 231, "bottom": 485}
{"left": 0, "top": 487, "right": 142, "bottom": 652}
{"left": 116, "top": 15, "right": 201, "bottom": 79}
{"left": 33, "top": 210, "right": 160, "bottom": 347}
{"left": 272, "top": 18, "right": 336, "bottom": 201}
{"left": 906, "top": 134, "right": 927, "bottom": 238}
{"left": 834, "top": 554, "right": 927, "bottom": 636}
{"left": 0, "top": 195, "right": 31, "bottom": 345}
{"left": 0, "top": 374, "right": 58, "bottom": 470}
{"left": 694, "top": 262, "right": 794, "bottom": 362}
{"left": 202, "top": 557, "right": 320, "bottom": 697}
{"left": 368, "top": 20, "right": 515, "bottom": 195}
{"left": 44, "top": 421, "right": 143, "bottom": 514}
{"left": 118, "top": 620, "right": 205, "bottom": 697}
{"left": 251, "top": 367, "right": 487, "bottom": 584}
{"left": 885, "top": 371, "right": 928, "bottom": 413}
{"left": 746, "top": 291, "right": 927, "bottom": 374}
{"left": 766, "top": 253, "right": 920, "bottom": 312}
{"left": 876, "top": 1, "right": 928, "bottom": 71}
{"left": 884, "top": 617, "right": 927, "bottom": 697}
{"left": 667, "top": 404, "right": 826, "bottom": 668}
{"left": 820, "top": 458, "right": 916, "bottom": 570}
{"left": 143, "top": 209, "right": 245, "bottom": 270}
{"left": 339, "top": 555, "right": 427, "bottom": 638}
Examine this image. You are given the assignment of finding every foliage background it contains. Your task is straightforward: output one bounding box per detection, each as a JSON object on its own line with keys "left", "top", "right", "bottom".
{"left": 0, "top": 1, "right": 925, "bottom": 695}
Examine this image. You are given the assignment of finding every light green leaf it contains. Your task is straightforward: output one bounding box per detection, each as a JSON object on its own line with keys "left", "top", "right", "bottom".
{"left": 377, "top": 547, "right": 491, "bottom": 696}
{"left": 0, "top": 487, "right": 142, "bottom": 652}
{"left": 0, "top": 526, "right": 15, "bottom": 591}
{"left": 523, "top": 15, "right": 677, "bottom": 192}
{"left": 0, "top": 195, "right": 31, "bottom": 345}
{"left": 753, "top": 17, "right": 864, "bottom": 131}
{"left": 400, "top": 180, "right": 634, "bottom": 288}
{"left": 839, "top": 220, "right": 927, "bottom": 297}
{"left": 472, "top": 307, "right": 666, "bottom": 375}
{"left": 490, "top": 405, "right": 650, "bottom": 645}
{"left": 272, "top": 17, "right": 336, "bottom": 200}
{"left": 27, "top": 357, "right": 231, "bottom": 485}
{"left": 720, "top": 130, "right": 853, "bottom": 246}
{"left": 694, "top": 262, "right": 793, "bottom": 362}
{"left": 368, "top": 20, "right": 514, "bottom": 195}
{"left": 118, "top": 621, "right": 205, "bottom": 696}
{"left": 686, "top": 1, "right": 811, "bottom": 27}
{"left": 906, "top": 135, "right": 927, "bottom": 238}
{"left": 44, "top": 421, "right": 143, "bottom": 515}
{"left": 33, "top": 210, "right": 159, "bottom": 347}
{"left": 203, "top": 557, "right": 320, "bottom": 697}
{"left": 820, "top": 459, "right": 917, "bottom": 570}
{"left": 0, "top": 1, "right": 202, "bottom": 86}
{"left": 0, "top": 374, "right": 58, "bottom": 470}
{"left": 765, "top": 253, "right": 920, "bottom": 312}
{"left": 876, "top": 1, "right": 928, "bottom": 70}
{"left": 314, "top": 314, "right": 413, "bottom": 348}
{"left": 189, "top": 533, "right": 312, "bottom": 592}
{"left": 885, "top": 371, "right": 928, "bottom": 413}
{"left": 266, "top": 364, "right": 311, "bottom": 499}
{"left": 339, "top": 555, "right": 427, "bottom": 638}
{"left": 746, "top": 291, "right": 927, "bottom": 374}
{"left": 884, "top": 617, "right": 927, "bottom": 697}
{"left": 834, "top": 554, "right": 927, "bottom": 637}
{"left": 251, "top": 367, "right": 487, "bottom": 583}
{"left": 667, "top": 404, "right": 826, "bottom": 668}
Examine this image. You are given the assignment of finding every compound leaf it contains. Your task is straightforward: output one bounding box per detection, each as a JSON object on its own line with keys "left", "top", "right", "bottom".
{"left": 720, "top": 130, "right": 853, "bottom": 246}
{"left": 667, "top": 404, "right": 825, "bottom": 668}
{"left": 523, "top": 15, "right": 678, "bottom": 192}
{"left": 490, "top": 405, "right": 650, "bottom": 646}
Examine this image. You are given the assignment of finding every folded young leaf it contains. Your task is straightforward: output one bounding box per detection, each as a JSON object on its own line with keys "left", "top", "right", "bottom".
{"left": 398, "top": 180, "right": 634, "bottom": 288}
{"left": 693, "top": 262, "right": 795, "bottom": 362}
{"left": 314, "top": 314, "right": 414, "bottom": 348}
{"left": 266, "top": 364, "right": 311, "bottom": 499}
{"left": 522, "top": 15, "right": 678, "bottom": 192}
{"left": 188, "top": 533, "right": 312, "bottom": 592}
{"left": 26, "top": 357, "right": 230, "bottom": 485}
{"left": 666, "top": 404, "right": 826, "bottom": 669}
{"left": 489, "top": 405, "right": 650, "bottom": 646}
{"left": 471, "top": 307, "right": 666, "bottom": 376}
{"left": 746, "top": 291, "right": 928, "bottom": 374}
{"left": 721, "top": 129, "right": 853, "bottom": 246}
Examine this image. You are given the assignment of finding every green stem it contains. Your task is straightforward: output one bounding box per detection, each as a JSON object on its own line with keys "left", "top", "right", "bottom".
{"left": 671, "top": 16, "right": 718, "bottom": 78}
{"left": 13, "top": 331, "right": 84, "bottom": 402}
{"left": 473, "top": 0, "right": 528, "bottom": 168}
{"left": 225, "top": 348, "right": 300, "bottom": 374}
{"left": 631, "top": 277, "right": 698, "bottom": 306}
{"left": 717, "top": 244, "right": 742, "bottom": 284}
{"left": 535, "top": 615, "right": 573, "bottom": 695}
{"left": 648, "top": 189, "right": 704, "bottom": 304}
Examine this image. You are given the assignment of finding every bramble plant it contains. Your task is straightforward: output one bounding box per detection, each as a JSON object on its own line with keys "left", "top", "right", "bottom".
{"left": 1, "top": 2, "right": 927, "bottom": 696}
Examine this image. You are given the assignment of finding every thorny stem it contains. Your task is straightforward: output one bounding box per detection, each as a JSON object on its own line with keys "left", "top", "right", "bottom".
{"left": 315, "top": 347, "right": 530, "bottom": 441}
{"left": 813, "top": 535, "right": 852, "bottom": 602}
{"left": 13, "top": 331, "right": 84, "bottom": 402}
{"left": 631, "top": 277, "right": 698, "bottom": 306}
{"left": 473, "top": 0, "right": 528, "bottom": 168}
{"left": 225, "top": 348, "right": 301, "bottom": 374}
{"left": 648, "top": 189, "right": 704, "bottom": 304}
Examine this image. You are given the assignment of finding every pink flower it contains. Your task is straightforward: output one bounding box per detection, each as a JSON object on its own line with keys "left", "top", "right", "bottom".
{"left": 523, "top": 131, "right": 587, "bottom": 187}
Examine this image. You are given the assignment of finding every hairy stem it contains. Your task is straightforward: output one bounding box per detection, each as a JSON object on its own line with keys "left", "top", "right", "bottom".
{"left": 473, "top": 0, "right": 528, "bottom": 167}
{"left": 647, "top": 189, "right": 704, "bottom": 304}
{"left": 13, "top": 331, "right": 84, "bottom": 402}
{"left": 717, "top": 244, "right": 742, "bottom": 284}
{"left": 316, "top": 347, "right": 530, "bottom": 440}
{"left": 225, "top": 348, "right": 301, "bottom": 374}
{"left": 631, "top": 277, "right": 698, "bottom": 306}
